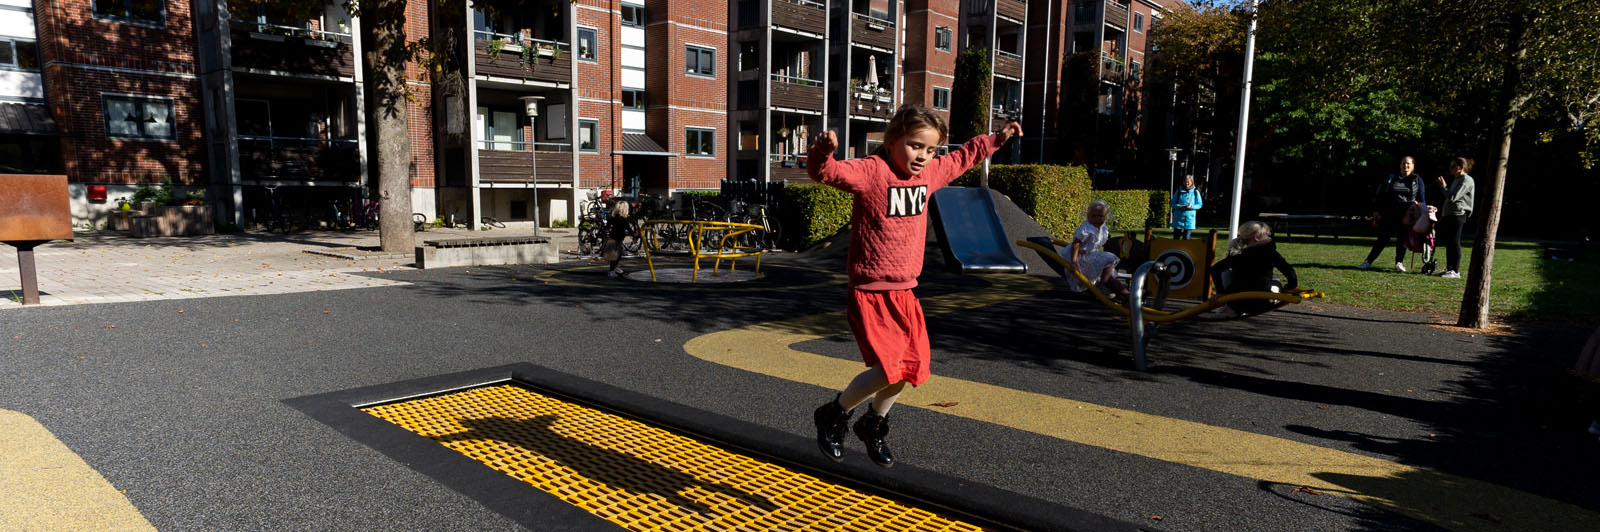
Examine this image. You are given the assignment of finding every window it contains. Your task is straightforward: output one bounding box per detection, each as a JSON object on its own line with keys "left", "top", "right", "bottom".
{"left": 1130, "top": 60, "right": 1142, "bottom": 81}
{"left": 577, "top": 27, "right": 598, "bottom": 62}
{"left": 1134, "top": 13, "right": 1144, "bottom": 33}
{"left": 622, "top": 89, "right": 646, "bottom": 109}
{"left": 932, "top": 87, "right": 950, "bottom": 110}
{"left": 103, "top": 95, "right": 175, "bottom": 140}
{"left": 621, "top": 3, "right": 645, "bottom": 27}
{"left": 934, "top": 27, "right": 952, "bottom": 52}
{"left": 0, "top": 39, "right": 40, "bottom": 71}
{"left": 685, "top": 128, "right": 714, "bottom": 157}
{"left": 93, "top": 0, "right": 164, "bottom": 25}
{"left": 579, "top": 119, "right": 598, "bottom": 152}
{"left": 685, "top": 45, "right": 715, "bottom": 77}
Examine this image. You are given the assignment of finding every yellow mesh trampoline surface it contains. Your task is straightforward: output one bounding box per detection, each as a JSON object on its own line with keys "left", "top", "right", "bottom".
{"left": 362, "top": 384, "right": 994, "bottom": 532}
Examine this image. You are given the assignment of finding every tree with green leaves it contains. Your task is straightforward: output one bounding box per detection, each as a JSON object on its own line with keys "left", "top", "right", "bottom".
{"left": 949, "top": 47, "right": 992, "bottom": 144}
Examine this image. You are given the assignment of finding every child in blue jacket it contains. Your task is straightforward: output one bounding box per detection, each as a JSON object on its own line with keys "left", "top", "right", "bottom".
{"left": 1170, "top": 176, "right": 1202, "bottom": 239}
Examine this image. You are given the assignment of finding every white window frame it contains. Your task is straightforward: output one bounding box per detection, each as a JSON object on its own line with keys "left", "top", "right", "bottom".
{"left": 1134, "top": 12, "right": 1144, "bottom": 33}
{"left": 620, "top": 3, "right": 645, "bottom": 27}
{"left": 934, "top": 27, "right": 952, "bottom": 52}
{"left": 102, "top": 94, "right": 176, "bottom": 140}
{"left": 0, "top": 38, "right": 39, "bottom": 71}
{"left": 576, "top": 26, "right": 599, "bottom": 62}
{"left": 685, "top": 44, "right": 716, "bottom": 78}
{"left": 92, "top": 0, "right": 166, "bottom": 27}
{"left": 932, "top": 87, "right": 950, "bottom": 110}
{"left": 578, "top": 119, "right": 599, "bottom": 152}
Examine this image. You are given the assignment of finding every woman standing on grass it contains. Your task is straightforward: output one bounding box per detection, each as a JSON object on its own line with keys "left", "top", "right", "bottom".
{"left": 1361, "top": 156, "right": 1426, "bottom": 272}
{"left": 1170, "top": 175, "right": 1202, "bottom": 240}
{"left": 1433, "top": 158, "right": 1475, "bottom": 279}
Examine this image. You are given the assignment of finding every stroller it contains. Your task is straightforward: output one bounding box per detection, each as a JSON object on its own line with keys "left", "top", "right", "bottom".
{"left": 1402, "top": 203, "right": 1439, "bottom": 274}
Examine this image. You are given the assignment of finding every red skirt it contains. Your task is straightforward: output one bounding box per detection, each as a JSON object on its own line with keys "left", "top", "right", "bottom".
{"left": 848, "top": 289, "right": 931, "bottom": 386}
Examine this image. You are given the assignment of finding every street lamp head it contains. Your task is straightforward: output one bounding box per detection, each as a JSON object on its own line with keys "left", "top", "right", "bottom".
{"left": 518, "top": 95, "right": 545, "bottom": 118}
{"left": 1167, "top": 147, "right": 1181, "bottom": 161}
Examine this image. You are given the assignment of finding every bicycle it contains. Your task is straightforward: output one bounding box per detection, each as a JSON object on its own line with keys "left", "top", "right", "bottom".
{"left": 259, "top": 184, "right": 294, "bottom": 234}
{"left": 481, "top": 217, "right": 506, "bottom": 230}
{"left": 727, "top": 196, "right": 782, "bottom": 251}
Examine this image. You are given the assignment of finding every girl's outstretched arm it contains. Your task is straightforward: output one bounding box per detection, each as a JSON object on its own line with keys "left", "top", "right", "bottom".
{"left": 928, "top": 122, "right": 1023, "bottom": 186}
{"left": 807, "top": 130, "right": 875, "bottom": 194}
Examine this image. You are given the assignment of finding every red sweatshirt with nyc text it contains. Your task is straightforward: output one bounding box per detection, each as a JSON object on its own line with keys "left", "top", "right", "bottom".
{"left": 807, "top": 134, "right": 1006, "bottom": 290}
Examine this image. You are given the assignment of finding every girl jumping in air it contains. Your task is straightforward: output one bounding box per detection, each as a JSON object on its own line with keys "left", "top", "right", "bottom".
{"left": 807, "top": 105, "right": 1022, "bottom": 467}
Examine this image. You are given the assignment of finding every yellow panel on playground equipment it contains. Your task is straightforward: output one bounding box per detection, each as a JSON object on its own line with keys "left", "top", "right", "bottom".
{"left": 640, "top": 220, "right": 764, "bottom": 283}
{"left": 362, "top": 384, "right": 992, "bottom": 532}
{"left": 1141, "top": 230, "right": 1218, "bottom": 299}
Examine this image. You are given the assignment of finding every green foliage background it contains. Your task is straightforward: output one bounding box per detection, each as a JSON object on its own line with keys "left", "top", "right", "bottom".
{"left": 949, "top": 48, "right": 992, "bottom": 143}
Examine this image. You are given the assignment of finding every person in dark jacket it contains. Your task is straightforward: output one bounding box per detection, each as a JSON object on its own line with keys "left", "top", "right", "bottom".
{"left": 1361, "top": 156, "right": 1426, "bottom": 272}
{"left": 1211, "top": 221, "right": 1298, "bottom": 315}
{"left": 602, "top": 199, "right": 632, "bottom": 278}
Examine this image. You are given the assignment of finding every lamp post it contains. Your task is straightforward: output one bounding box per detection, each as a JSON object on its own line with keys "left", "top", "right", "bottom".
{"left": 1166, "top": 147, "right": 1182, "bottom": 201}
{"left": 519, "top": 95, "right": 545, "bottom": 237}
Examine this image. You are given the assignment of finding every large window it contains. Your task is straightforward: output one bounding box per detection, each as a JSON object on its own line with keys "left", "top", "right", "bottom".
{"left": 685, "top": 45, "right": 715, "bottom": 77}
{"left": 932, "top": 87, "right": 950, "bottom": 110}
{"left": 93, "top": 0, "right": 164, "bottom": 25}
{"left": 578, "top": 119, "right": 598, "bottom": 152}
{"left": 934, "top": 27, "right": 952, "bottom": 52}
{"left": 577, "top": 27, "right": 598, "bottom": 62}
{"left": 103, "top": 95, "right": 174, "bottom": 140}
{"left": 1134, "top": 12, "right": 1144, "bottom": 33}
{"left": 622, "top": 89, "right": 646, "bottom": 110}
{"left": 621, "top": 3, "right": 646, "bottom": 27}
{"left": 0, "top": 39, "right": 40, "bottom": 71}
{"left": 685, "top": 128, "right": 714, "bottom": 157}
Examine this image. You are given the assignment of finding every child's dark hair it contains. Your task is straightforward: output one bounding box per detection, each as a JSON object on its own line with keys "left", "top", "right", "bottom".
{"left": 872, "top": 105, "right": 949, "bottom": 157}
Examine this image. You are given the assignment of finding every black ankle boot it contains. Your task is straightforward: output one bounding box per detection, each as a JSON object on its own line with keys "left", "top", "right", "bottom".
{"left": 853, "top": 408, "right": 894, "bottom": 468}
{"left": 812, "top": 395, "right": 853, "bottom": 462}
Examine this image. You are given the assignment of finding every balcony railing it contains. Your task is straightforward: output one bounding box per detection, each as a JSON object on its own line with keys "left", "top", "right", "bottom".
{"left": 770, "top": 73, "right": 822, "bottom": 87}
{"left": 473, "top": 38, "right": 572, "bottom": 83}
{"left": 476, "top": 140, "right": 575, "bottom": 152}
{"left": 771, "top": 73, "right": 825, "bottom": 112}
{"left": 851, "top": 11, "right": 895, "bottom": 27}
{"left": 850, "top": 12, "right": 896, "bottom": 50}
{"left": 231, "top": 19, "right": 353, "bottom": 44}
{"left": 994, "top": 49, "right": 1024, "bottom": 79}
{"left": 772, "top": 0, "right": 827, "bottom": 35}
{"left": 238, "top": 136, "right": 359, "bottom": 182}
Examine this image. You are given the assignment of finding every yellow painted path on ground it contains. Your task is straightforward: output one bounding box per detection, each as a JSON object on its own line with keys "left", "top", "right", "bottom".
{"left": 683, "top": 275, "right": 1597, "bottom": 532}
{"left": 0, "top": 409, "right": 155, "bottom": 531}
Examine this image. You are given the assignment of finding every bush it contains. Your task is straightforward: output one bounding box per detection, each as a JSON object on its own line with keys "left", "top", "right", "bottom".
{"left": 953, "top": 164, "right": 1091, "bottom": 238}
{"left": 1095, "top": 189, "right": 1170, "bottom": 233}
{"left": 781, "top": 183, "right": 852, "bottom": 249}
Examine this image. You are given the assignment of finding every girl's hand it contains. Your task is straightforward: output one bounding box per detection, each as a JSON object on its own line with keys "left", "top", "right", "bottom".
{"left": 996, "top": 121, "right": 1023, "bottom": 144}
{"left": 812, "top": 130, "right": 838, "bottom": 155}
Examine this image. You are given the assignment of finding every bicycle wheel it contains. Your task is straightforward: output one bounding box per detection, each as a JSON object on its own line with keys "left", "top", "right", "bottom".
{"left": 621, "top": 218, "right": 643, "bottom": 255}
{"left": 482, "top": 217, "right": 506, "bottom": 229}
{"left": 763, "top": 217, "right": 783, "bottom": 250}
{"left": 578, "top": 221, "right": 601, "bottom": 255}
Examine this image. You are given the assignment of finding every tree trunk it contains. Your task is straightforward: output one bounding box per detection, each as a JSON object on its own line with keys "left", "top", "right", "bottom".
{"left": 1457, "top": 16, "right": 1527, "bottom": 329}
{"left": 370, "top": 0, "right": 415, "bottom": 253}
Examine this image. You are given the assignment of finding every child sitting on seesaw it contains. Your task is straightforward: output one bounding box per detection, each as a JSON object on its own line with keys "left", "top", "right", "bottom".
{"left": 1059, "top": 199, "right": 1131, "bottom": 299}
{"left": 1209, "top": 221, "right": 1298, "bottom": 315}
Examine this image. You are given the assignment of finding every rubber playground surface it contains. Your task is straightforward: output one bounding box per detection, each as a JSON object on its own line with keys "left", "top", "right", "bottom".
{"left": 4, "top": 245, "right": 1600, "bottom": 531}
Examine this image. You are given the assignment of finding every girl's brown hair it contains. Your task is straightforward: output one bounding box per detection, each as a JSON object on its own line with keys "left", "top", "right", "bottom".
{"left": 1450, "top": 157, "right": 1474, "bottom": 173}
{"left": 873, "top": 105, "right": 949, "bottom": 157}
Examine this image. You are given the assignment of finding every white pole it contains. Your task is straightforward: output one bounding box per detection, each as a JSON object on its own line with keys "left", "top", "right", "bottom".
{"left": 1227, "top": 0, "right": 1258, "bottom": 244}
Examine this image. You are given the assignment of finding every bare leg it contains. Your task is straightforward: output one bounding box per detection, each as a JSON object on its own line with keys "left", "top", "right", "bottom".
{"left": 838, "top": 366, "right": 890, "bottom": 410}
{"left": 869, "top": 381, "right": 908, "bottom": 415}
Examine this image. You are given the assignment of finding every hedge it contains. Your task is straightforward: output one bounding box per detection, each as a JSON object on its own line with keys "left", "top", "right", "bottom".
{"left": 781, "top": 183, "right": 853, "bottom": 249}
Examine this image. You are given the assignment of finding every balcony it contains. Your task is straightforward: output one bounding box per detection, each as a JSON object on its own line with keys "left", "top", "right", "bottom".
{"left": 1105, "top": 0, "right": 1130, "bottom": 30}
{"left": 848, "top": 88, "right": 894, "bottom": 120}
{"left": 477, "top": 141, "right": 574, "bottom": 184}
{"left": 474, "top": 36, "right": 572, "bottom": 85}
{"left": 769, "top": 154, "right": 809, "bottom": 181}
{"left": 990, "top": 106, "right": 1022, "bottom": 133}
{"left": 997, "top": 0, "right": 1027, "bottom": 23}
{"left": 1101, "top": 54, "right": 1125, "bottom": 81}
{"left": 994, "top": 50, "right": 1024, "bottom": 80}
{"left": 238, "top": 137, "right": 359, "bottom": 182}
{"left": 850, "top": 12, "right": 896, "bottom": 51}
{"left": 772, "top": 0, "right": 827, "bottom": 36}
{"left": 769, "top": 74, "right": 824, "bottom": 113}
{"left": 229, "top": 21, "right": 355, "bottom": 78}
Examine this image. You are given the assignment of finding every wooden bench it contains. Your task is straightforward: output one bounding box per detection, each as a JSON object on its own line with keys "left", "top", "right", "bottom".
{"left": 1257, "top": 213, "right": 1366, "bottom": 241}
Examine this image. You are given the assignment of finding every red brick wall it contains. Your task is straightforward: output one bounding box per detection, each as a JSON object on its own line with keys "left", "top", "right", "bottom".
{"left": 902, "top": 0, "right": 956, "bottom": 123}
{"left": 36, "top": 0, "right": 204, "bottom": 185}
{"left": 407, "top": 0, "right": 434, "bottom": 188}
{"left": 576, "top": 0, "right": 619, "bottom": 189}
{"left": 656, "top": 2, "right": 728, "bottom": 190}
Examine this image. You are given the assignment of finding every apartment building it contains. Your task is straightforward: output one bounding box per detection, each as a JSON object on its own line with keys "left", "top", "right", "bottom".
{"left": 1024, "top": 0, "right": 1177, "bottom": 175}
{"left": 16, "top": 0, "right": 1182, "bottom": 228}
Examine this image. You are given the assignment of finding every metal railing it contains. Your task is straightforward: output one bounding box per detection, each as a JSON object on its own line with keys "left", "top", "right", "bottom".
{"left": 769, "top": 153, "right": 807, "bottom": 166}
{"left": 770, "top": 73, "right": 823, "bottom": 87}
{"left": 231, "top": 20, "right": 353, "bottom": 44}
{"left": 476, "top": 140, "right": 575, "bottom": 152}
{"left": 996, "top": 49, "right": 1023, "bottom": 59}
{"left": 474, "top": 32, "right": 571, "bottom": 51}
{"left": 851, "top": 11, "right": 895, "bottom": 27}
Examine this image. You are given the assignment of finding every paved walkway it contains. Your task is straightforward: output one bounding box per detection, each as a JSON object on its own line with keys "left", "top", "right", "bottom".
{"left": 0, "top": 227, "right": 583, "bottom": 308}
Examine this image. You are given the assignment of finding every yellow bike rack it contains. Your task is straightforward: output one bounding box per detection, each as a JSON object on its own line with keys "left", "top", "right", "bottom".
{"left": 641, "top": 220, "right": 764, "bottom": 283}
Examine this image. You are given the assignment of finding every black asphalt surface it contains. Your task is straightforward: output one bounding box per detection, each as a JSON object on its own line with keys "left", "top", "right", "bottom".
{"left": 3, "top": 239, "right": 1598, "bottom": 531}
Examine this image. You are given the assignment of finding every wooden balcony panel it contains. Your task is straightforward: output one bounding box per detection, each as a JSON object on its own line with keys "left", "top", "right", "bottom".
{"left": 772, "top": 0, "right": 826, "bottom": 35}
{"left": 848, "top": 96, "right": 895, "bottom": 120}
{"left": 230, "top": 29, "right": 355, "bottom": 78}
{"left": 1104, "top": 0, "right": 1130, "bottom": 29}
{"left": 239, "top": 139, "right": 359, "bottom": 182}
{"left": 770, "top": 162, "right": 809, "bottom": 181}
{"left": 850, "top": 17, "right": 896, "bottom": 50}
{"left": 477, "top": 149, "right": 574, "bottom": 183}
{"left": 997, "top": 0, "right": 1027, "bottom": 22}
{"left": 994, "top": 53, "right": 1024, "bottom": 79}
{"left": 770, "top": 81, "right": 824, "bottom": 112}
{"left": 473, "top": 41, "right": 572, "bottom": 84}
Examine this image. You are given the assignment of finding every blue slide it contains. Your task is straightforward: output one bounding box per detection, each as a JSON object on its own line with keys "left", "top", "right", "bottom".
{"left": 930, "top": 187, "right": 1028, "bottom": 274}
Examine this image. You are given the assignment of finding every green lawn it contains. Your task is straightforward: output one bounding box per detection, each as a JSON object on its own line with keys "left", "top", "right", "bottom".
{"left": 1183, "top": 227, "right": 1599, "bottom": 323}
